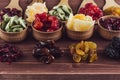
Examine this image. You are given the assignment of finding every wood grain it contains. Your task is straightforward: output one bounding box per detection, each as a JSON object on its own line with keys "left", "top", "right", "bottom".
{"left": 0, "top": 0, "right": 120, "bottom": 80}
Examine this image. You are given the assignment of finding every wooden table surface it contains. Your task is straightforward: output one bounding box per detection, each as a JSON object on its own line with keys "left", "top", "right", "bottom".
{"left": 0, "top": 29, "right": 120, "bottom": 80}
{"left": 0, "top": 0, "right": 120, "bottom": 80}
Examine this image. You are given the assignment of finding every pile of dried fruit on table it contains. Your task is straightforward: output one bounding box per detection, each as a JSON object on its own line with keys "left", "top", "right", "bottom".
{"left": 104, "top": 37, "right": 120, "bottom": 59}
{"left": 69, "top": 41, "right": 98, "bottom": 63}
{"left": 78, "top": 3, "right": 103, "bottom": 20}
{"left": 33, "top": 40, "right": 64, "bottom": 64}
{"left": 0, "top": 44, "right": 23, "bottom": 64}
{"left": 33, "top": 12, "right": 61, "bottom": 32}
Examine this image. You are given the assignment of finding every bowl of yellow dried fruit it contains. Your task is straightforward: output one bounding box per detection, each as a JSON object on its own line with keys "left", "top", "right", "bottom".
{"left": 66, "top": 14, "right": 95, "bottom": 40}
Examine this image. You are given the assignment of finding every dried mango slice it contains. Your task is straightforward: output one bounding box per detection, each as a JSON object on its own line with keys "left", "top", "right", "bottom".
{"left": 73, "top": 53, "right": 81, "bottom": 63}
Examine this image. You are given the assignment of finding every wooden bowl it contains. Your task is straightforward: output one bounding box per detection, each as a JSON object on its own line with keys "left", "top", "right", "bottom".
{"left": 98, "top": 15, "right": 120, "bottom": 40}
{"left": 0, "top": 27, "right": 28, "bottom": 42}
{"left": 66, "top": 26, "right": 94, "bottom": 40}
{"left": 32, "top": 26, "right": 63, "bottom": 41}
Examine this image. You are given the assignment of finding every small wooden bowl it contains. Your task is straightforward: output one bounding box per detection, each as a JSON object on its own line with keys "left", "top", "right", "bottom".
{"left": 32, "top": 26, "right": 63, "bottom": 41}
{"left": 66, "top": 26, "right": 94, "bottom": 40}
{"left": 0, "top": 28, "right": 28, "bottom": 42}
{"left": 98, "top": 15, "right": 120, "bottom": 40}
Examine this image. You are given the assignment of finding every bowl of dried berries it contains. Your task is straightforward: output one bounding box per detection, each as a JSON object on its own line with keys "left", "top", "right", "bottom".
{"left": 98, "top": 15, "right": 120, "bottom": 40}
{"left": 32, "top": 12, "right": 63, "bottom": 41}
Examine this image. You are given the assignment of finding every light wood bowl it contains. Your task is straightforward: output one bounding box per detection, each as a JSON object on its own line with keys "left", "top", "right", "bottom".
{"left": 98, "top": 15, "right": 120, "bottom": 40}
{"left": 32, "top": 26, "right": 63, "bottom": 41}
{"left": 66, "top": 26, "right": 94, "bottom": 40}
{"left": 0, "top": 27, "right": 28, "bottom": 42}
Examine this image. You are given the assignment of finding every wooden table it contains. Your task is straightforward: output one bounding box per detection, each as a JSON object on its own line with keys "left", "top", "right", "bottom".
{"left": 0, "top": 30, "right": 120, "bottom": 80}
{"left": 0, "top": 0, "right": 120, "bottom": 80}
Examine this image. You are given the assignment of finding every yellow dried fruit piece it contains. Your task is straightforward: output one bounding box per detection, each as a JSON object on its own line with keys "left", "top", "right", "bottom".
{"left": 69, "top": 44, "right": 76, "bottom": 54}
{"left": 76, "top": 49, "right": 85, "bottom": 56}
{"left": 104, "top": 6, "right": 120, "bottom": 16}
{"left": 74, "top": 14, "right": 86, "bottom": 20}
{"left": 67, "top": 14, "right": 74, "bottom": 30}
{"left": 73, "top": 53, "right": 81, "bottom": 63}
{"left": 75, "top": 41, "right": 85, "bottom": 56}
{"left": 85, "top": 42, "right": 97, "bottom": 50}
{"left": 84, "top": 42, "right": 89, "bottom": 53}
{"left": 73, "top": 19, "right": 94, "bottom": 31}
{"left": 89, "top": 53, "right": 98, "bottom": 63}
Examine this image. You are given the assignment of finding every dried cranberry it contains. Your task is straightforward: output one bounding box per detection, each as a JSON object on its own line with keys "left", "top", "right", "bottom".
{"left": 0, "top": 44, "right": 23, "bottom": 64}
{"left": 100, "top": 17, "right": 120, "bottom": 31}
{"left": 79, "top": 3, "right": 103, "bottom": 20}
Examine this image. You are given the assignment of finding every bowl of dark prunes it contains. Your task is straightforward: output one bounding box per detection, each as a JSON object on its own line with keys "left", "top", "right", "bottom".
{"left": 98, "top": 15, "right": 120, "bottom": 40}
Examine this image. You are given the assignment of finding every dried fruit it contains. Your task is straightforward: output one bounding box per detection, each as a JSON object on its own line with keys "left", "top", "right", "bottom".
{"left": 73, "top": 53, "right": 81, "bottom": 63}
{"left": 69, "top": 41, "right": 97, "bottom": 63}
{"left": 33, "top": 40, "right": 64, "bottom": 64}
{"left": 104, "top": 6, "right": 120, "bottom": 16}
{"left": 99, "top": 17, "right": 120, "bottom": 30}
{"left": 0, "top": 8, "right": 21, "bottom": 22}
{"left": 49, "top": 5, "right": 72, "bottom": 21}
{"left": 0, "top": 44, "right": 23, "bottom": 64}
{"left": 104, "top": 37, "right": 120, "bottom": 59}
{"left": 33, "top": 12, "right": 61, "bottom": 32}
{"left": 25, "top": 2, "right": 48, "bottom": 22}
{"left": 67, "top": 13, "right": 95, "bottom": 31}
{"left": 78, "top": 3, "right": 103, "bottom": 20}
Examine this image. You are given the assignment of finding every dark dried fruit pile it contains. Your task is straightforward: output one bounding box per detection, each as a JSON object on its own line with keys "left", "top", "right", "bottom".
{"left": 0, "top": 44, "right": 23, "bottom": 64}
{"left": 104, "top": 37, "right": 120, "bottom": 59}
{"left": 100, "top": 17, "right": 120, "bottom": 30}
{"left": 33, "top": 40, "right": 64, "bottom": 64}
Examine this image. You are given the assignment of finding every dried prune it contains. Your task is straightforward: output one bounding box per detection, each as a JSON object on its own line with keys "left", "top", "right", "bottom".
{"left": 104, "top": 37, "right": 120, "bottom": 59}
{"left": 49, "top": 47, "right": 63, "bottom": 58}
{"left": 33, "top": 40, "right": 63, "bottom": 64}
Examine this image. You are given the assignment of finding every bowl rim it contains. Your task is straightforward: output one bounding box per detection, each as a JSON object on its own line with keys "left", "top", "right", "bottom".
{"left": 98, "top": 15, "right": 120, "bottom": 33}
{"left": 32, "top": 25, "right": 63, "bottom": 33}
{"left": 0, "top": 27, "right": 28, "bottom": 34}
